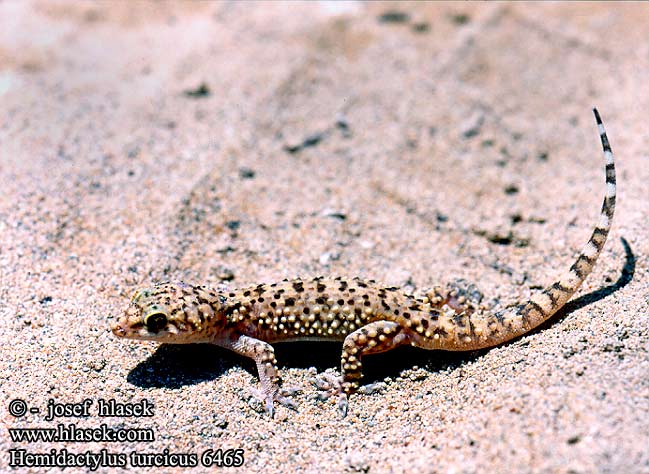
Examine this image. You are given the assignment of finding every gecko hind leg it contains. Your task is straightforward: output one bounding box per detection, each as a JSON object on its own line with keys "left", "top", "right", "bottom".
{"left": 312, "top": 321, "right": 409, "bottom": 417}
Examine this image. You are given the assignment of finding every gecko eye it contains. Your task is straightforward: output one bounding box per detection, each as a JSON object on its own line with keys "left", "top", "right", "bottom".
{"left": 143, "top": 308, "right": 168, "bottom": 333}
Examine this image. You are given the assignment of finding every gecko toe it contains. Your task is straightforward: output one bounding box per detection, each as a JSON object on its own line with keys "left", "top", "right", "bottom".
{"left": 277, "top": 386, "right": 300, "bottom": 411}
{"left": 312, "top": 371, "right": 341, "bottom": 396}
{"left": 276, "top": 395, "right": 298, "bottom": 411}
{"left": 337, "top": 393, "right": 349, "bottom": 418}
{"left": 249, "top": 386, "right": 300, "bottom": 417}
{"left": 279, "top": 386, "right": 301, "bottom": 397}
{"left": 312, "top": 372, "right": 349, "bottom": 417}
{"left": 357, "top": 381, "right": 387, "bottom": 395}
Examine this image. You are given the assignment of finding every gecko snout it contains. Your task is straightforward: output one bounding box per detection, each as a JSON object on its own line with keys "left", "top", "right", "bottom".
{"left": 111, "top": 321, "right": 126, "bottom": 337}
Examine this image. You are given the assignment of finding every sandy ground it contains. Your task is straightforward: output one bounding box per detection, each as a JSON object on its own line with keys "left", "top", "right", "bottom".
{"left": 1, "top": 2, "right": 647, "bottom": 473}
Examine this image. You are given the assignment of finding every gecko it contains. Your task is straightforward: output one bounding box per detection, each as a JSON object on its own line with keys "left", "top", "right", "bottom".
{"left": 111, "top": 109, "right": 616, "bottom": 417}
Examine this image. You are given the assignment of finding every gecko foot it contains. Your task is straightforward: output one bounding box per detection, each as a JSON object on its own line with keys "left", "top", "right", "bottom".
{"left": 312, "top": 372, "right": 349, "bottom": 417}
{"left": 357, "top": 381, "right": 387, "bottom": 395}
{"left": 249, "top": 386, "right": 301, "bottom": 417}
{"left": 312, "top": 376, "right": 387, "bottom": 416}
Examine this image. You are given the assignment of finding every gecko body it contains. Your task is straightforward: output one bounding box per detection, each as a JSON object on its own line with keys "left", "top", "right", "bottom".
{"left": 112, "top": 109, "right": 616, "bottom": 416}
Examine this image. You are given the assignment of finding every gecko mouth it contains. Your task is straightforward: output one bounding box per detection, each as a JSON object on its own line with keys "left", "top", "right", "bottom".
{"left": 110, "top": 321, "right": 126, "bottom": 337}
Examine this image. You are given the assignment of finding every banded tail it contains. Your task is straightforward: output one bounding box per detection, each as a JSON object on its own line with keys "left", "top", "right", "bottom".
{"left": 464, "top": 109, "right": 616, "bottom": 350}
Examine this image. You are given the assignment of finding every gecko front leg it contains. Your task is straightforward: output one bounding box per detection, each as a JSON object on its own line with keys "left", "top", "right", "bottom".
{"left": 226, "top": 334, "right": 298, "bottom": 417}
{"left": 315, "top": 321, "right": 409, "bottom": 416}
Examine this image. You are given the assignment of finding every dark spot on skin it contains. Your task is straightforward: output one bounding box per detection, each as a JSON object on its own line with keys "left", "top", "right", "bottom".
{"left": 364, "top": 301, "right": 371, "bottom": 307}
{"left": 355, "top": 308, "right": 362, "bottom": 316}
{"left": 421, "top": 319, "right": 429, "bottom": 329}
{"left": 274, "top": 293, "right": 281, "bottom": 299}
{"left": 504, "top": 185, "right": 519, "bottom": 195}
{"left": 316, "top": 297, "right": 325, "bottom": 305}
{"left": 270, "top": 302, "right": 277, "bottom": 308}
{"left": 527, "top": 300, "right": 545, "bottom": 316}
{"left": 357, "top": 281, "right": 368, "bottom": 288}
{"left": 229, "top": 293, "right": 236, "bottom": 297}
{"left": 223, "top": 301, "right": 242, "bottom": 317}
{"left": 403, "top": 312, "right": 410, "bottom": 319}
{"left": 243, "top": 290, "right": 251, "bottom": 297}
{"left": 349, "top": 288, "right": 356, "bottom": 293}
{"left": 412, "top": 22, "right": 430, "bottom": 33}
{"left": 239, "top": 167, "right": 255, "bottom": 179}
{"left": 258, "top": 297, "right": 265, "bottom": 302}
{"left": 544, "top": 289, "right": 558, "bottom": 306}
{"left": 317, "top": 283, "right": 326, "bottom": 292}
{"left": 303, "top": 307, "right": 310, "bottom": 314}
{"left": 362, "top": 294, "right": 369, "bottom": 299}
{"left": 183, "top": 82, "right": 211, "bottom": 98}
{"left": 381, "top": 300, "right": 390, "bottom": 310}
{"left": 347, "top": 299, "right": 354, "bottom": 305}
{"left": 378, "top": 10, "right": 410, "bottom": 24}
{"left": 285, "top": 298, "right": 295, "bottom": 306}
{"left": 337, "top": 299, "right": 344, "bottom": 306}
{"left": 552, "top": 282, "right": 571, "bottom": 293}
{"left": 570, "top": 263, "right": 586, "bottom": 279}
{"left": 578, "top": 254, "right": 596, "bottom": 266}
{"left": 196, "top": 296, "right": 208, "bottom": 305}
{"left": 409, "top": 304, "right": 420, "bottom": 311}
{"left": 395, "top": 309, "right": 399, "bottom": 315}
{"left": 434, "top": 327, "right": 448, "bottom": 337}
{"left": 429, "top": 310, "right": 439, "bottom": 321}
{"left": 268, "top": 311, "right": 274, "bottom": 317}
{"left": 453, "top": 314, "right": 466, "bottom": 327}
{"left": 293, "top": 282, "right": 304, "bottom": 292}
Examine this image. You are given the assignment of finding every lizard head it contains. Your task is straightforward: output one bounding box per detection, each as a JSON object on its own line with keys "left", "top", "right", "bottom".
{"left": 111, "top": 281, "right": 227, "bottom": 343}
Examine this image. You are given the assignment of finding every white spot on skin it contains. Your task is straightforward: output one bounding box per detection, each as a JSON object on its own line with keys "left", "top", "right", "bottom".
{"left": 607, "top": 182, "right": 616, "bottom": 197}
{"left": 564, "top": 270, "right": 581, "bottom": 287}
{"left": 598, "top": 214, "right": 609, "bottom": 228}
{"left": 598, "top": 123, "right": 606, "bottom": 136}
{"left": 604, "top": 150, "right": 614, "bottom": 165}
{"left": 531, "top": 292, "right": 552, "bottom": 310}
{"left": 583, "top": 241, "right": 598, "bottom": 258}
